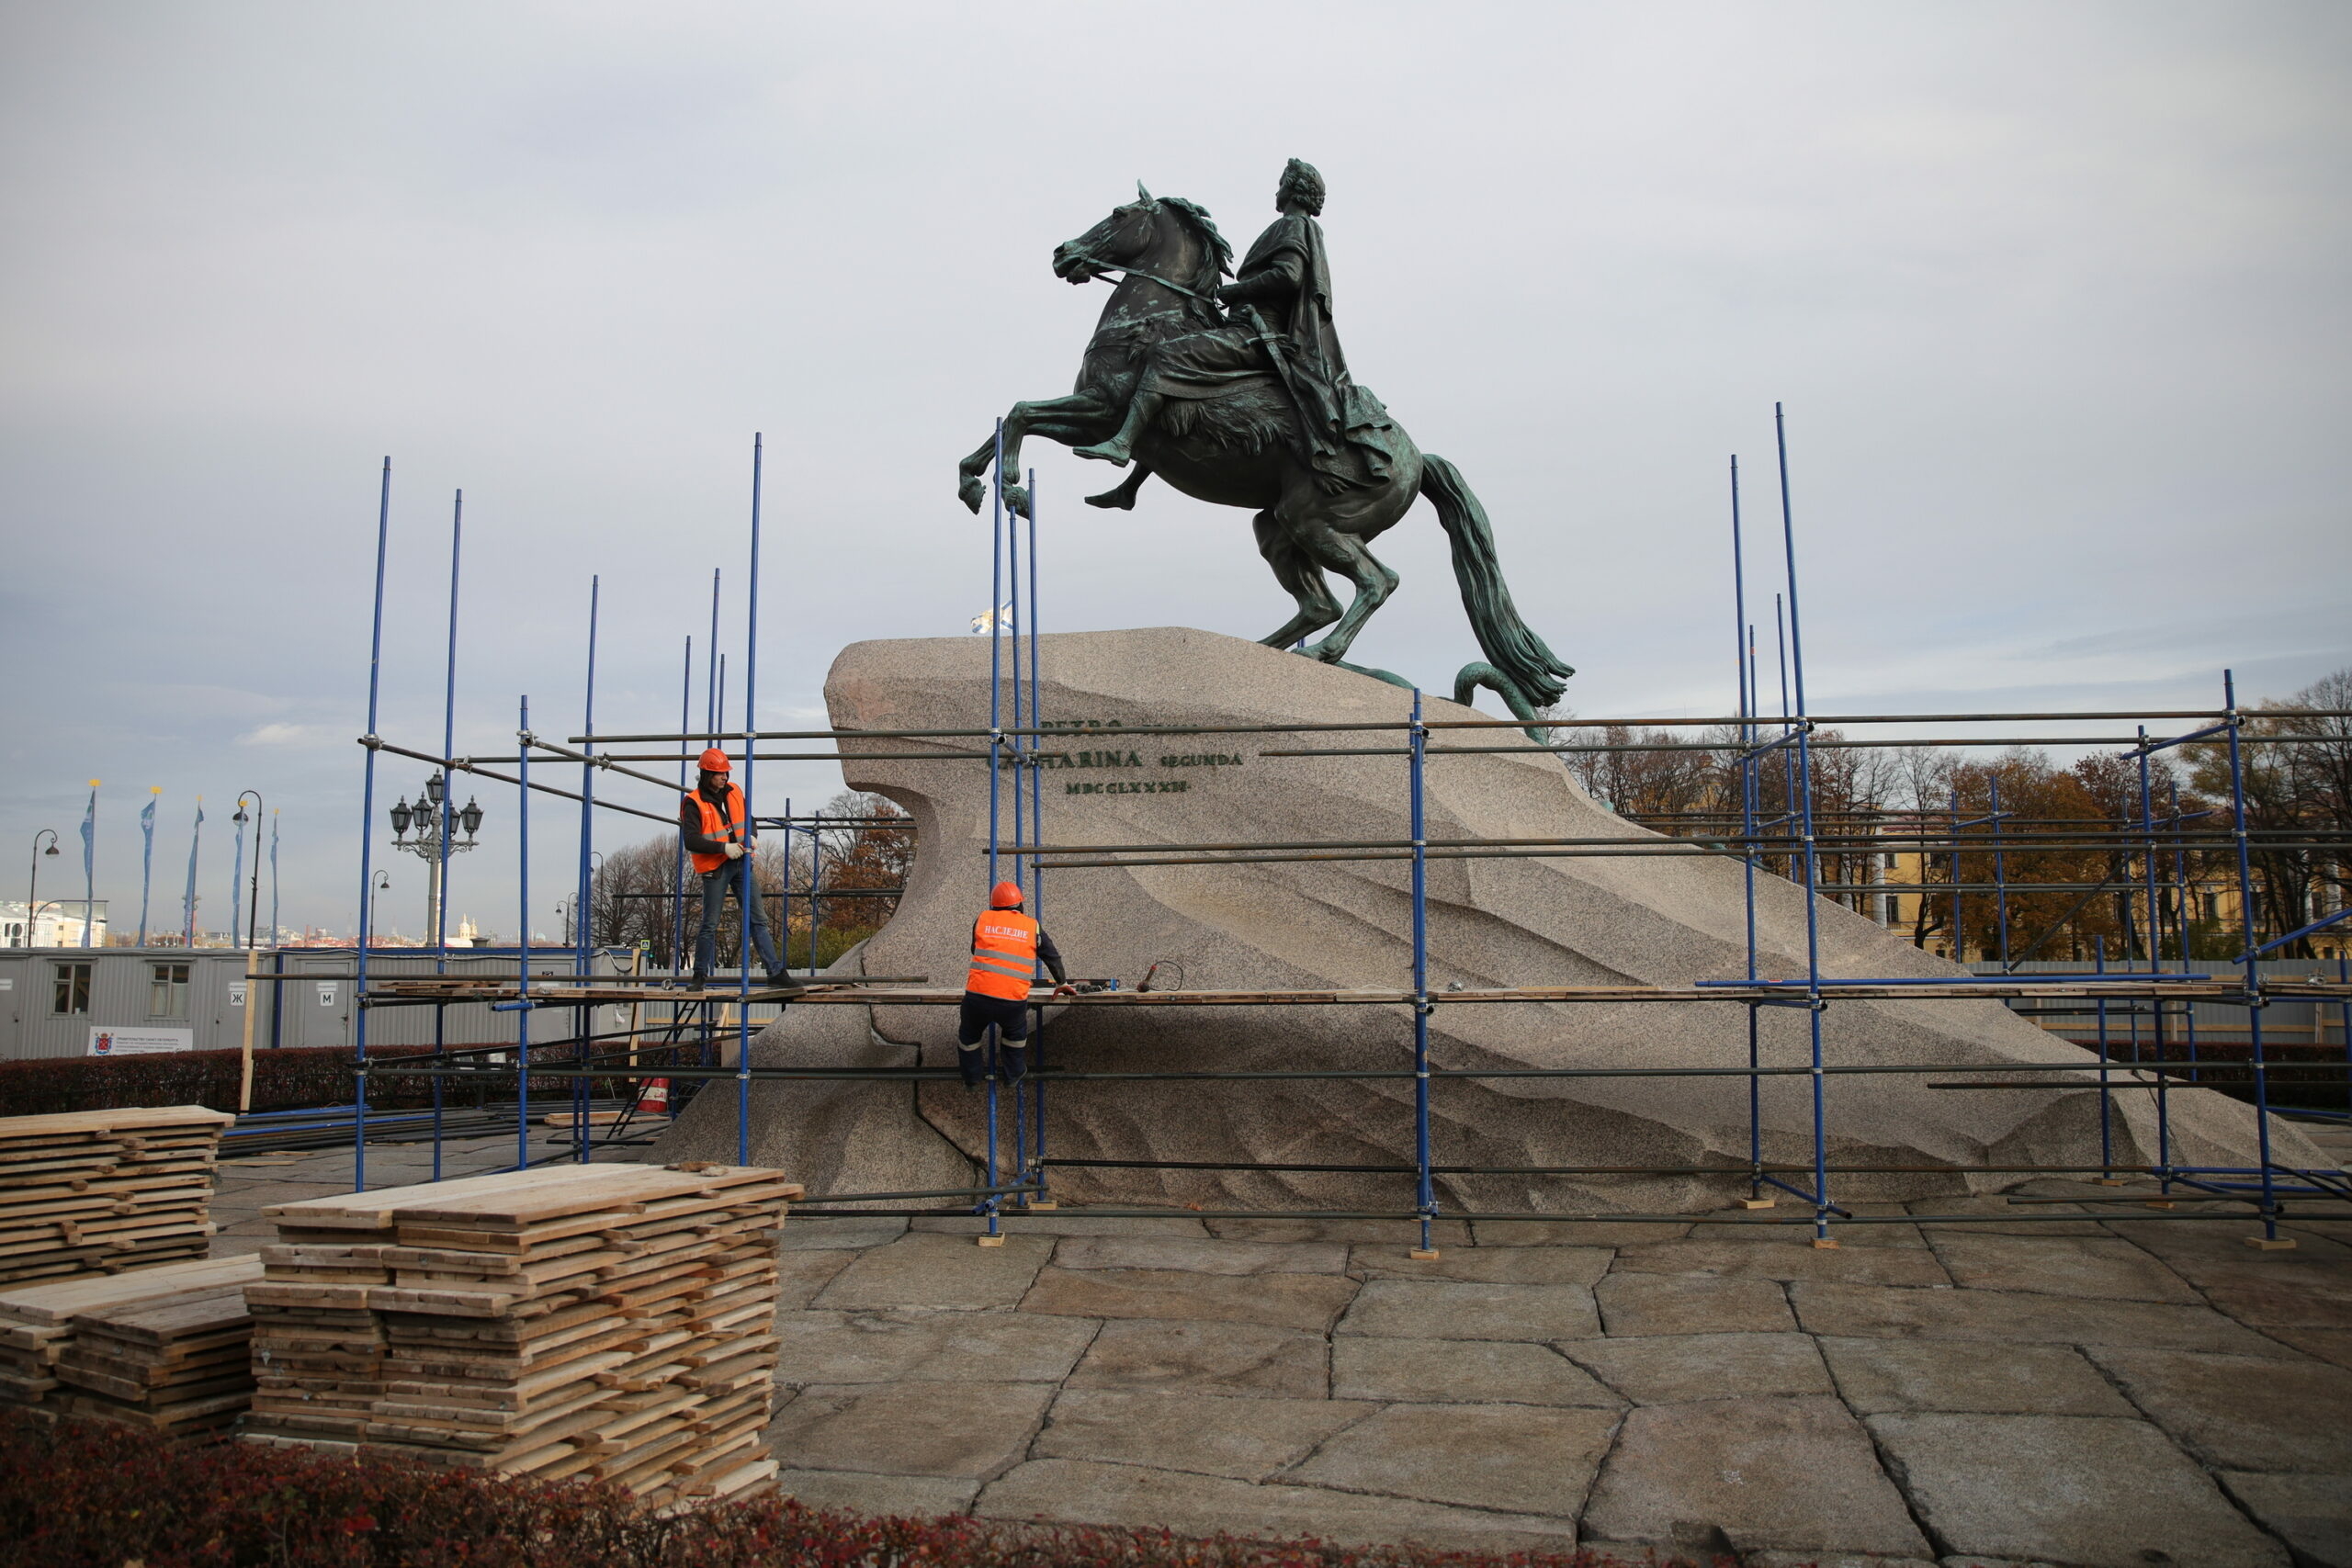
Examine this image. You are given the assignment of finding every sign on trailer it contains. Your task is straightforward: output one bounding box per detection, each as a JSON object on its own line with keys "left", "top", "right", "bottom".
{"left": 88, "top": 1026, "right": 195, "bottom": 1056}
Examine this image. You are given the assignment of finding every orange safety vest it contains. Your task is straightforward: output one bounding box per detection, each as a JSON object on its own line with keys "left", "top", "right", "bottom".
{"left": 684, "top": 784, "right": 749, "bottom": 875}
{"left": 967, "top": 909, "right": 1039, "bottom": 1001}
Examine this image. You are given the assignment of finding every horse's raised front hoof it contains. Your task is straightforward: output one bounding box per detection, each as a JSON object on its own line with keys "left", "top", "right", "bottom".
{"left": 1001, "top": 484, "right": 1032, "bottom": 520}
{"left": 958, "top": 475, "right": 985, "bottom": 514}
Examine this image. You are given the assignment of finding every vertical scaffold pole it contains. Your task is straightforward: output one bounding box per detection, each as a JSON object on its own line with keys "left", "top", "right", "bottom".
{"left": 2223, "top": 670, "right": 2283, "bottom": 1242}
{"left": 515, "top": 695, "right": 533, "bottom": 1173}
{"left": 575, "top": 577, "right": 599, "bottom": 1163}
{"left": 2137, "top": 728, "right": 2171, "bottom": 1181}
{"left": 2171, "top": 782, "right": 2203, "bottom": 1084}
{"left": 1730, "top": 456, "right": 1765, "bottom": 1204}
{"left": 1006, "top": 471, "right": 1027, "bottom": 1195}
{"left": 674, "top": 637, "right": 692, "bottom": 993}
{"left": 979, "top": 424, "right": 1005, "bottom": 1242}
{"left": 1027, "top": 470, "right": 1047, "bottom": 1205}
{"left": 1776, "top": 403, "right": 1834, "bottom": 1246}
{"left": 432, "top": 487, "right": 461, "bottom": 1181}
{"left": 1989, "top": 777, "right": 2009, "bottom": 969}
{"left": 354, "top": 458, "right": 391, "bottom": 1194}
{"left": 1409, "top": 688, "right": 1436, "bottom": 1257}
{"left": 2093, "top": 937, "right": 2114, "bottom": 1174}
{"left": 737, "top": 436, "right": 763, "bottom": 1168}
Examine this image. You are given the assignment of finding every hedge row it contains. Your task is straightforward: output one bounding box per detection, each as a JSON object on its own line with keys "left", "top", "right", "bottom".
{"left": 0, "top": 1415, "right": 1695, "bottom": 1568}
{"left": 0, "top": 1043, "right": 701, "bottom": 1121}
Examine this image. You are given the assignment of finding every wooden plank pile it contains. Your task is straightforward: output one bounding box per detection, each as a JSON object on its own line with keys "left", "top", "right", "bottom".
{"left": 0, "top": 1255, "right": 263, "bottom": 1415}
{"left": 54, "top": 1281, "right": 256, "bottom": 1433}
{"left": 245, "top": 1164, "right": 799, "bottom": 1507}
{"left": 0, "top": 1107, "right": 232, "bottom": 1285}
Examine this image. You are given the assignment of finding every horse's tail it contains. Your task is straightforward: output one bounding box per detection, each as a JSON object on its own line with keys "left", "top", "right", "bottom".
{"left": 1419, "top": 454, "right": 1575, "bottom": 707}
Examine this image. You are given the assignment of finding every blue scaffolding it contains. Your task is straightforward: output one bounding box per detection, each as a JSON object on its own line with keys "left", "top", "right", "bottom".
{"left": 343, "top": 412, "right": 2352, "bottom": 1249}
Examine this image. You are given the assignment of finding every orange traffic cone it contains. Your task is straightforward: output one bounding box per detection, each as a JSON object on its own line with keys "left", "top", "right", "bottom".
{"left": 635, "top": 1078, "right": 671, "bottom": 1117}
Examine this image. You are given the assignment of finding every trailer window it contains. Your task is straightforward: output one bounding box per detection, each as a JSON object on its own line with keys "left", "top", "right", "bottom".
{"left": 149, "top": 962, "right": 191, "bottom": 1019}
{"left": 52, "top": 962, "right": 92, "bottom": 1016}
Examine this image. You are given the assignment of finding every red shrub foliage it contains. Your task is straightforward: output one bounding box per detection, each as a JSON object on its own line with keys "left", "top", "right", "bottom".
{"left": 0, "top": 1415, "right": 1707, "bottom": 1568}
{"left": 0, "top": 1042, "right": 703, "bottom": 1120}
{"left": 0, "top": 1047, "right": 432, "bottom": 1119}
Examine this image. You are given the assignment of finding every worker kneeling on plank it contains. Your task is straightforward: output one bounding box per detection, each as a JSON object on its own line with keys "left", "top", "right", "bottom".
{"left": 681, "top": 748, "right": 786, "bottom": 988}
{"left": 961, "top": 880, "right": 1073, "bottom": 1087}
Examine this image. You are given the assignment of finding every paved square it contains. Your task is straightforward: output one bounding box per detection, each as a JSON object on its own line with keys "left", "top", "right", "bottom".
{"left": 214, "top": 1138, "right": 2352, "bottom": 1562}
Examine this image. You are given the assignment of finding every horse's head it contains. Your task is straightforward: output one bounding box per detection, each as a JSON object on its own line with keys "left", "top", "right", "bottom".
{"left": 1052, "top": 183, "right": 1233, "bottom": 300}
{"left": 1052, "top": 184, "right": 1166, "bottom": 285}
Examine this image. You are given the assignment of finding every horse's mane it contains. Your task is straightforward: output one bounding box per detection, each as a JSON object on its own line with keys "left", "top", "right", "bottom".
{"left": 1160, "top": 197, "right": 1233, "bottom": 298}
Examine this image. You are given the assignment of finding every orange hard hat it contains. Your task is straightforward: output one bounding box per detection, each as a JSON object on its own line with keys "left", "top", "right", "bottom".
{"left": 698, "top": 748, "right": 731, "bottom": 773}
{"left": 989, "top": 880, "right": 1024, "bottom": 908}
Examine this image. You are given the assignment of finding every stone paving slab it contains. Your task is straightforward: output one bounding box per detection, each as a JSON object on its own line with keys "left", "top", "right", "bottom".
{"left": 2085, "top": 1348, "right": 2352, "bottom": 1472}
{"left": 772, "top": 1468, "right": 980, "bottom": 1518}
{"left": 2217, "top": 1472, "right": 2352, "bottom": 1568}
{"left": 775, "top": 1308, "right": 1099, "bottom": 1386}
{"left": 1472, "top": 1219, "right": 1690, "bottom": 1247}
{"left": 1817, "top": 1337, "right": 2134, "bottom": 1417}
{"left": 975, "top": 1457, "right": 1578, "bottom": 1551}
{"left": 1868, "top": 1412, "right": 2289, "bottom": 1567}
{"left": 1205, "top": 1217, "right": 1474, "bottom": 1247}
{"left": 1611, "top": 1236, "right": 1953, "bottom": 1287}
{"left": 783, "top": 1217, "right": 910, "bottom": 1250}
{"left": 768, "top": 1382, "right": 1055, "bottom": 1478}
{"left": 1347, "top": 1242, "right": 1614, "bottom": 1285}
{"left": 1789, "top": 1280, "right": 2302, "bottom": 1355}
{"left": 1022, "top": 1266, "right": 1359, "bottom": 1332}
{"left": 2267, "top": 1326, "right": 2352, "bottom": 1369}
{"left": 813, "top": 1232, "right": 1055, "bottom": 1311}
{"left": 1286, "top": 1401, "right": 1620, "bottom": 1517}
{"left": 1594, "top": 1272, "right": 1797, "bottom": 1336}
{"left": 1331, "top": 1337, "right": 1623, "bottom": 1408}
{"left": 1924, "top": 1232, "right": 2203, "bottom": 1303}
{"left": 1335, "top": 1279, "right": 1600, "bottom": 1341}
{"left": 2201, "top": 1276, "right": 2352, "bottom": 1330}
{"left": 1567, "top": 1332, "right": 1834, "bottom": 1404}
{"left": 917, "top": 1214, "right": 1214, "bottom": 1238}
{"left": 775, "top": 1249, "right": 857, "bottom": 1306}
{"left": 1063, "top": 1317, "right": 1328, "bottom": 1399}
{"left": 1053, "top": 1235, "right": 1347, "bottom": 1275}
{"left": 1035, "top": 1389, "right": 1373, "bottom": 1481}
{"left": 1582, "top": 1395, "right": 1930, "bottom": 1558}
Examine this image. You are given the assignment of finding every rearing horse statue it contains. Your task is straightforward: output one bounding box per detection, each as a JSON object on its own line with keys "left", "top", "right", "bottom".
{"left": 955, "top": 172, "right": 1574, "bottom": 721}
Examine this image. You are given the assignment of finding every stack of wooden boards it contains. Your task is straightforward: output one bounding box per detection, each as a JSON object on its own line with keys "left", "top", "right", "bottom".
{"left": 0, "top": 1254, "right": 263, "bottom": 1418}
{"left": 245, "top": 1164, "right": 799, "bottom": 1507}
{"left": 0, "top": 1107, "right": 232, "bottom": 1285}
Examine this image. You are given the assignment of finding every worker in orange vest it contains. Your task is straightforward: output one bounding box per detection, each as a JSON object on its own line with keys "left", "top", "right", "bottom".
{"left": 680, "top": 748, "right": 785, "bottom": 987}
{"left": 960, "top": 880, "right": 1073, "bottom": 1087}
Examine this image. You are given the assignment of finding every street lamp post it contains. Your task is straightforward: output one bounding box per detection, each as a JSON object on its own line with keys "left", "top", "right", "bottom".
{"left": 370, "top": 871, "right": 391, "bottom": 943}
{"left": 231, "top": 791, "right": 266, "bottom": 1115}
{"left": 389, "top": 773, "right": 484, "bottom": 945}
{"left": 25, "top": 830, "right": 60, "bottom": 947}
{"left": 232, "top": 793, "right": 265, "bottom": 951}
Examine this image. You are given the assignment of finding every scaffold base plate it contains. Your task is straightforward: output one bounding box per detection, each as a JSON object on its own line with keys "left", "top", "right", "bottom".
{"left": 2244, "top": 1235, "right": 2298, "bottom": 1250}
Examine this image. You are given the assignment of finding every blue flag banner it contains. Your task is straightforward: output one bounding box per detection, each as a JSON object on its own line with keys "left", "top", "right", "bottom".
{"left": 79, "top": 783, "right": 97, "bottom": 948}
{"left": 182, "top": 800, "right": 204, "bottom": 947}
{"left": 229, "top": 814, "right": 247, "bottom": 948}
{"left": 138, "top": 791, "right": 158, "bottom": 947}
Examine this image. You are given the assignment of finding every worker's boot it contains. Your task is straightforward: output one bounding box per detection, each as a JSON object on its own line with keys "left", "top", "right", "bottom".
{"left": 956, "top": 1047, "right": 985, "bottom": 1089}
{"left": 1001, "top": 1044, "right": 1030, "bottom": 1081}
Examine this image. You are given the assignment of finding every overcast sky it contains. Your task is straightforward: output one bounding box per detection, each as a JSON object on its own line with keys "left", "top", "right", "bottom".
{"left": 2, "top": 2, "right": 2346, "bottom": 942}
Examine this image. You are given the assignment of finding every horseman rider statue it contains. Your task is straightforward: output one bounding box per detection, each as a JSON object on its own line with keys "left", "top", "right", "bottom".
{"left": 1075, "top": 158, "right": 1396, "bottom": 494}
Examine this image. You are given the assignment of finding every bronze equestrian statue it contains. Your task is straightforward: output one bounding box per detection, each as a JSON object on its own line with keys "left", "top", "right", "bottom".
{"left": 956, "top": 160, "right": 1573, "bottom": 722}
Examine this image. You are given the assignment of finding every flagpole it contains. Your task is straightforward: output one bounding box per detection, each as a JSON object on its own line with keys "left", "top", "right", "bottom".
{"left": 81, "top": 782, "right": 98, "bottom": 948}
{"left": 138, "top": 789, "right": 158, "bottom": 949}
{"left": 183, "top": 798, "right": 204, "bottom": 947}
